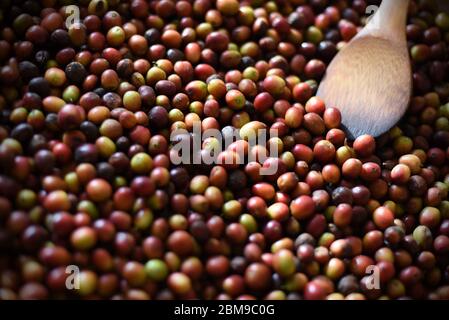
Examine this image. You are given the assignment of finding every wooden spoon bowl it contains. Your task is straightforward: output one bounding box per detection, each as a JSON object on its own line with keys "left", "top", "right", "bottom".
{"left": 317, "top": 0, "right": 412, "bottom": 139}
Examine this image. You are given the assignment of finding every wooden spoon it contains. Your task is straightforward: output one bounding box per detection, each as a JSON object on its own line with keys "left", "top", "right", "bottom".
{"left": 317, "top": 0, "right": 412, "bottom": 139}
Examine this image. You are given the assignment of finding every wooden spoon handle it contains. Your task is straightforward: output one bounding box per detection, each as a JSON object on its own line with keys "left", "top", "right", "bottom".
{"left": 361, "top": 0, "right": 410, "bottom": 44}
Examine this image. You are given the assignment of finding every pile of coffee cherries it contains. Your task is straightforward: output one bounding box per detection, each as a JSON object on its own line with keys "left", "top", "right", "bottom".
{"left": 0, "top": 0, "right": 449, "bottom": 300}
